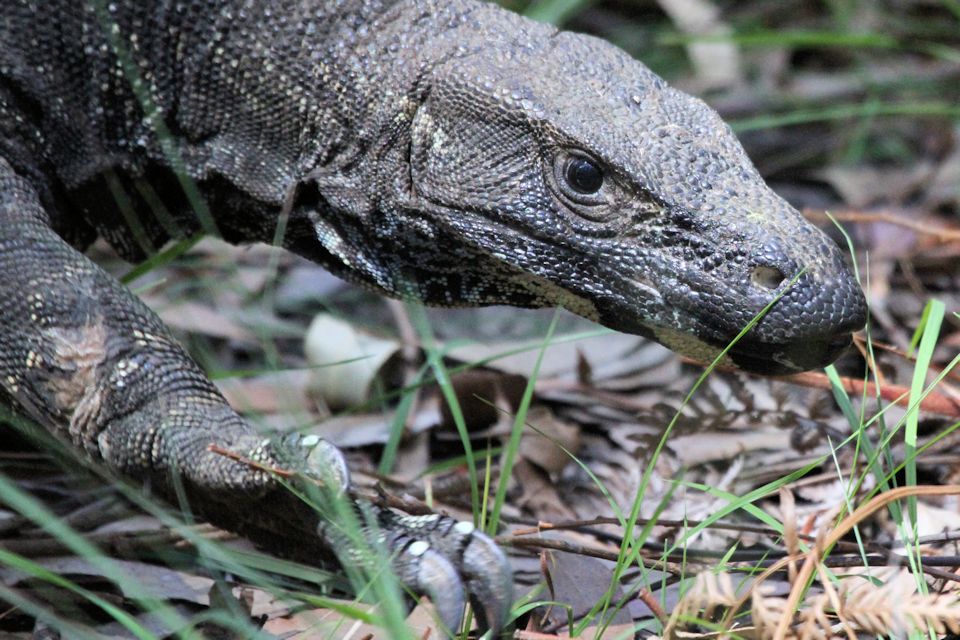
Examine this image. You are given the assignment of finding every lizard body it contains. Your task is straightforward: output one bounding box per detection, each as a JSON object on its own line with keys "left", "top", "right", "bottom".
{"left": 0, "top": 0, "right": 866, "bottom": 633}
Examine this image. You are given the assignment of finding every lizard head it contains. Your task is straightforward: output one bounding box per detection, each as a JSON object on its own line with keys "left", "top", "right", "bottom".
{"left": 367, "top": 17, "right": 866, "bottom": 376}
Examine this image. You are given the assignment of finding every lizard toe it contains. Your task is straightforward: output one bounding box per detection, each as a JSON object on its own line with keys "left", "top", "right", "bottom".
{"left": 315, "top": 501, "right": 513, "bottom": 636}
{"left": 282, "top": 433, "right": 352, "bottom": 492}
{"left": 461, "top": 527, "right": 513, "bottom": 634}
{"left": 392, "top": 538, "right": 468, "bottom": 634}
{"left": 280, "top": 437, "right": 512, "bottom": 635}
{"left": 380, "top": 512, "right": 514, "bottom": 635}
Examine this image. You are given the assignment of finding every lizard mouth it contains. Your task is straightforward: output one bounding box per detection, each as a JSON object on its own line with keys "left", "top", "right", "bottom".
{"left": 596, "top": 294, "right": 855, "bottom": 375}
{"left": 631, "top": 275, "right": 662, "bottom": 300}
{"left": 726, "top": 334, "right": 853, "bottom": 375}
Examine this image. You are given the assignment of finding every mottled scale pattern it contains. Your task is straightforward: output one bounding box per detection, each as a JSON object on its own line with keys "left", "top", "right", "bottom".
{"left": 0, "top": 0, "right": 865, "bottom": 634}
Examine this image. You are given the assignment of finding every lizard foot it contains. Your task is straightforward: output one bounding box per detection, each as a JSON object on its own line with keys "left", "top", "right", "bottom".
{"left": 290, "top": 435, "right": 514, "bottom": 636}
{"left": 377, "top": 509, "right": 514, "bottom": 635}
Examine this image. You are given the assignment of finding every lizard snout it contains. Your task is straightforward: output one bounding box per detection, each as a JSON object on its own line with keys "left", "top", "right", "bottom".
{"left": 725, "top": 252, "right": 867, "bottom": 375}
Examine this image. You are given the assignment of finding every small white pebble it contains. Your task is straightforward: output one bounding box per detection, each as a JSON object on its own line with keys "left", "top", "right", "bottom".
{"left": 408, "top": 540, "right": 430, "bottom": 557}
{"left": 300, "top": 434, "right": 321, "bottom": 447}
{"left": 454, "top": 521, "right": 475, "bottom": 535}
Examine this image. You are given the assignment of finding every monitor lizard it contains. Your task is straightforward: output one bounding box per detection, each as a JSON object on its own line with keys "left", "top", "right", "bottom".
{"left": 0, "top": 0, "right": 867, "bottom": 634}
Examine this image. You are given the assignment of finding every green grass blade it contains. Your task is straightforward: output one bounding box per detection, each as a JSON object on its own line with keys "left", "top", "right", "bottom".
{"left": 486, "top": 310, "right": 559, "bottom": 534}
{"left": 523, "top": 0, "right": 593, "bottom": 25}
{"left": 731, "top": 102, "right": 960, "bottom": 132}
{"left": 121, "top": 234, "right": 203, "bottom": 285}
{"left": 0, "top": 473, "right": 191, "bottom": 637}
{"left": 586, "top": 272, "right": 806, "bottom": 635}
{"left": 905, "top": 300, "right": 945, "bottom": 528}
{"left": 406, "top": 301, "right": 481, "bottom": 518}
{"left": 0, "top": 547, "right": 155, "bottom": 639}
{"left": 659, "top": 29, "right": 899, "bottom": 49}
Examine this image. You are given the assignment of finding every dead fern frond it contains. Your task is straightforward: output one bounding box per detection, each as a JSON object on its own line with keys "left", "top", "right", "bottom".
{"left": 899, "top": 596, "right": 960, "bottom": 635}
{"left": 670, "top": 565, "right": 960, "bottom": 639}
{"left": 751, "top": 583, "right": 790, "bottom": 639}
{"left": 664, "top": 571, "right": 739, "bottom": 637}
{"left": 815, "top": 561, "right": 855, "bottom": 640}
{"left": 839, "top": 569, "right": 960, "bottom": 636}
{"left": 794, "top": 592, "right": 831, "bottom": 640}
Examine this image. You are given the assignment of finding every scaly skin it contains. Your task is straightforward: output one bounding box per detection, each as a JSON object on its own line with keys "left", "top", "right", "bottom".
{"left": 0, "top": 0, "right": 866, "bottom": 634}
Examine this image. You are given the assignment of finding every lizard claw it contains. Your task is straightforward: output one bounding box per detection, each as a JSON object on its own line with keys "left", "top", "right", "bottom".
{"left": 392, "top": 538, "right": 467, "bottom": 634}
{"left": 378, "top": 512, "right": 514, "bottom": 636}
{"left": 461, "top": 528, "right": 513, "bottom": 634}
{"left": 297, "top": 433, "right": 352, "bottom": 492}
{"left": 290, "top": 436, "right": 513, "bottom": 635}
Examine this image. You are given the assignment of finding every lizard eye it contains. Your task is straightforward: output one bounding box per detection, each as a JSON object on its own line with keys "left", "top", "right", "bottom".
{"left": 550, "top": 150, "right": 615, "bottom": 213}
{"left": 563, "top": 156, "right": 604, "bottom": 194}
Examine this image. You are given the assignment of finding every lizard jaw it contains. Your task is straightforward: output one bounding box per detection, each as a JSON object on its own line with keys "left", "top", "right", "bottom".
{"left": 726, "top": 334, "right": 854, "bottom": 376}
{"left": 598, "top": 294, "right": 858, "bottom": 375}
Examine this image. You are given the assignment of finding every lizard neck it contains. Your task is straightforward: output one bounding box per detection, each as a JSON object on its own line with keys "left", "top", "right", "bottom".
{"left": 178, "top": 0, "right": 479, "bottom": 232}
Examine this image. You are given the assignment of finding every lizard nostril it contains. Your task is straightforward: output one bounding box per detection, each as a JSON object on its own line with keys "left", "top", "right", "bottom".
{"left": 751, "top": 265, "right": 785, "bottom": 291}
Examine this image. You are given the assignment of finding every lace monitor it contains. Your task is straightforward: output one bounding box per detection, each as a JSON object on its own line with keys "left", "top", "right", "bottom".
{"left": 0, "top": 0, "right": 866, "bottom": 634}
